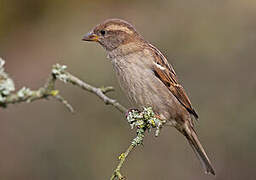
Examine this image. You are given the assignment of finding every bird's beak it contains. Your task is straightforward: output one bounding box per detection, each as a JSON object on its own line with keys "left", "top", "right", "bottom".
{"left": 82, "top": 31, "right": 99, "bottom": 42}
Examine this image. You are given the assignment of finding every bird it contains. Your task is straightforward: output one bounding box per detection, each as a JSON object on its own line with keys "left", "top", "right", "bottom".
{"left": 82, "top": 18, "right": 215, "bottom": 175}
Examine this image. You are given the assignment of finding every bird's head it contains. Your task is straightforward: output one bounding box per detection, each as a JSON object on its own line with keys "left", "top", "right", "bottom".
{"left": 82, "top": 19, "right": 143, "bottom": 51}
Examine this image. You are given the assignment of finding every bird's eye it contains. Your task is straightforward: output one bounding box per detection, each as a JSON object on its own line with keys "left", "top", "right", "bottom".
{"left": 100, "top": 30, "right": 106, "bottom": 36}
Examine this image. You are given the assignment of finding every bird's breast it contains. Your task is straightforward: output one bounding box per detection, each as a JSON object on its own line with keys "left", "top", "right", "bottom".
{"left": 110, "top": 52, "right": 180, "bottom": 121}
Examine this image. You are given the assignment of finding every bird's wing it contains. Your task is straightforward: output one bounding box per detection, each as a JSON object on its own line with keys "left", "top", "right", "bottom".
{"left": 148, "top": 44, "right": 199, "bottom": 119}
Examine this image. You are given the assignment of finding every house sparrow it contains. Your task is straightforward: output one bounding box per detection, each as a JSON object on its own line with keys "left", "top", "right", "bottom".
{"left": 82, "top": 19, "right": 215, "bottom": 175}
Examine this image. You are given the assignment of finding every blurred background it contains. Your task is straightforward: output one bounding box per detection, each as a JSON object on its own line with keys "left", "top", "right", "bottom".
{"left": 1, "top": 0, "right": 256, "bottom": 179}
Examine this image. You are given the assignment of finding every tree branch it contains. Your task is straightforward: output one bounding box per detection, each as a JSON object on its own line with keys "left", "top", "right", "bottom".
{"left": 110, "top": 108, "right": 165, "bottom": 180}
{"left": 0, "top": 58, "right": 163, "bottom": 180}
{"left": 52, "top": 64, "right": 127, "bottom": 113}
{"left": 0, "top": 59, "right": 126, "bottom": 114}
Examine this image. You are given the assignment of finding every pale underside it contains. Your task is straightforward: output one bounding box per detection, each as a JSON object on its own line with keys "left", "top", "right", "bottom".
{"left": 108, "top": 48, "right": 191, "bottom": 126}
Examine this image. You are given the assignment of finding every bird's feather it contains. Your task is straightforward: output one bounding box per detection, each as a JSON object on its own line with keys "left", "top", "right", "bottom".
{"left": 148, "top": 44, "right": 199, "bottom": 119}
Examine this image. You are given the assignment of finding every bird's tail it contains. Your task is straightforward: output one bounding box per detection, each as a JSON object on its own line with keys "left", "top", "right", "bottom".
{"left": 181, "top": 125, "right": 215, "bottom": 175}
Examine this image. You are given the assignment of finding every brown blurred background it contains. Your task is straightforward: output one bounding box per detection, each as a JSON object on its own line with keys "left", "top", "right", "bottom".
{"left": 1, "top": 0, "right": 256, "bottom": 179}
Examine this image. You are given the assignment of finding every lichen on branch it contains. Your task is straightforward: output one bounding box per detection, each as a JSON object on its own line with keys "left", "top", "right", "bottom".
{"left": 110, "top": 107, "right": 164, "bottom": 180}
{"left": 0, "top": 58, "right": 15, "bottom": 104}
{"left": 0, "top": 57, "right": 163, "bottom": 180}
{"left": 0, "top": 58, "right": 72, "bottom": 111}
{"left": 0, "top": 59, "right": 126, "bottom": 114}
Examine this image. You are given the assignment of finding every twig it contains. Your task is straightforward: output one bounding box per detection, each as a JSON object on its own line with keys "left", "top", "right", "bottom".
{"left": 0, "top": 58, "right": 162, "bottom": 180}
{"left": 0, "top": 76, "right": 74, "bottom": 113}
{"left": 110, "top": 108, "right": 164, "bottom": 180}
{"left": 110, "top": 143, "right": 136, "bottom": 180}
{"left": 52, "top": 64, "right": 127, "bottom": 113}
{"left": 0, "top": 60, "right": 127, "bottom": 114}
